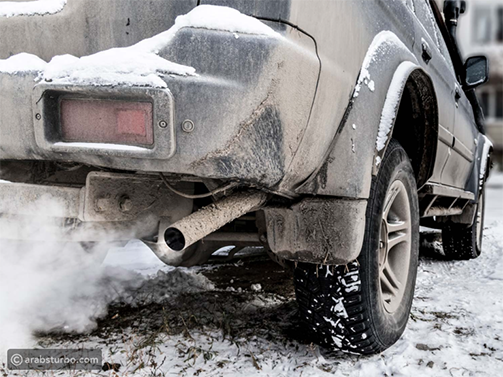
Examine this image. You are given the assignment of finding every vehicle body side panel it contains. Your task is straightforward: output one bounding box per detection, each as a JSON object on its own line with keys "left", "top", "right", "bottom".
{"left": 200, "top": 0, "right": 372, "bottom": 193}
{"left": 410, "top": 1, "right": 456, "bottom": 185}
{"left": 201, "top": 0, "right": 291, "bottom": 20}
{"left": 289, "top": 0, "right": 422, "bottom": 198}
{"left": 411, "top": 0, "right": 478, "bottom": 191}
{"left": 296, "top": 34, "right": 419, "bottom": 198}
{"left": 441, "top": 92, "right": 478, "bottom": 188}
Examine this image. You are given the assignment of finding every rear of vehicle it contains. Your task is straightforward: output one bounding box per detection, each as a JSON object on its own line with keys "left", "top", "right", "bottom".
{"left": 0, "top": 0, "right": 493, "bottom": 355}
{"left": 0, "top": 0, "right": 321, "bottom": 264}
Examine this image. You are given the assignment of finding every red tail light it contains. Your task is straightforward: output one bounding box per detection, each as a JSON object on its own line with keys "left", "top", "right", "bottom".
{"left": 60, "top": 99, "right": 154, "bottom": 146}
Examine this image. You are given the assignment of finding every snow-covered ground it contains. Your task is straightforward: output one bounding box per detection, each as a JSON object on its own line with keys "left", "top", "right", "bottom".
{"left": 1, "top": 174, "right": 502, "bottom": 377}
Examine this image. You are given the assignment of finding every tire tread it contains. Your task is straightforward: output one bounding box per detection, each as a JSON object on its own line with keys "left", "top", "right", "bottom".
{"left": 294, "top": 262, "right": 382, "bottom": 354}
{"left": 293, "top": 139, "right": 419, "bottom": 355}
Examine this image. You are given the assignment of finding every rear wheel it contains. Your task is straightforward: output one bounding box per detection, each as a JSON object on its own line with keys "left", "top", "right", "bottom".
{"left": 441, "top": 188, "right": 485, "bottom": 260}
{"left": 294, "top": 139, "right": 419, "bottom": 354}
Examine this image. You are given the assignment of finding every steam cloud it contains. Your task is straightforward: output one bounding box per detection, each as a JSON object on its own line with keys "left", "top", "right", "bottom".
{"left": 0, "top": 194, "right": 216, "bottom": 362}
{"left": 0, "top": 196, "right": 140, "bottom": 359}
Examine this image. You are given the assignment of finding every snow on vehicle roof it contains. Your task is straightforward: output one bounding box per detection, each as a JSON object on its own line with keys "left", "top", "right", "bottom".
{"left": 0, "top": 0, "right": 67, "bottom": 18}
{"left": 0, "top": 5, "right": 282, "bottom": 88}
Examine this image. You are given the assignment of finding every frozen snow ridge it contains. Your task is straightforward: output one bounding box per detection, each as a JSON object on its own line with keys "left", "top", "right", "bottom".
{"left": 0, "top": 0, "right": 67, "bottom": 18}
{"left": 0, "top": 53, "right": 47, "bottom": 74}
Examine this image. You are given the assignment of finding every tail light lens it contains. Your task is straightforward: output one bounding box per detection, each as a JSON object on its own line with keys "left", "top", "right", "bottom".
{"left": 60, "top": 99, "right": 154, "bottom": 146}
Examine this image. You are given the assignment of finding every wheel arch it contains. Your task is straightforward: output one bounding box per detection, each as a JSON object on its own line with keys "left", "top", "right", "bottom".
{"left": 294, "top": 31, "right": 430, "bottom": 199}
{"left": 378, "top": 67, "right": 439, "bottom": 189}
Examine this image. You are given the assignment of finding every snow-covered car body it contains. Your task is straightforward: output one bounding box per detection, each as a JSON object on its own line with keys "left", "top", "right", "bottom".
{"left": 0, "top": 0, "right": 492, "bottom": 266}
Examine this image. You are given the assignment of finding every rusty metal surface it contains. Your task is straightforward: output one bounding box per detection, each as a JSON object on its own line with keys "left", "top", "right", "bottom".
{"left": 83, "top": 172, "right": 192, "bottom": 223}
{"left": 165, "top": 190, "right": 267, "bottom": 250}
{"left": 144, "top": 190, "right": 267, "bottom": 266}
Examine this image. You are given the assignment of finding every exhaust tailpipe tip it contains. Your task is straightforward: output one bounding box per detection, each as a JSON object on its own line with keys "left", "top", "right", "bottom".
{"left": 164, "top": 227, "right": 185, "bottom": 251}
{"left": 162, "top": 190, "right": 268, "bottom": 252}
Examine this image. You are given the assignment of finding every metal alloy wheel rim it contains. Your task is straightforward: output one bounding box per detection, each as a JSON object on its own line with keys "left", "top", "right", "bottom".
{"left": 476, "top": 191, "right": 484, "bottom": 251}
{"left": 378, "top": 180, "right": 412, "bottom": 313}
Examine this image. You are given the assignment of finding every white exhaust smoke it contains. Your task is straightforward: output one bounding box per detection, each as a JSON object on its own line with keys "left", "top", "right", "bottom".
{"left": 0, "top": 197, "right": 141, "bottom": 359}
{"left": 0, "top": 187, "right": 216, "bottom": 364}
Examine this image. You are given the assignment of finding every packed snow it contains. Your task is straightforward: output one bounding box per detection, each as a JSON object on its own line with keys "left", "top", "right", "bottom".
{"left": 479, "top": 135, "right": 493, "bottom": 179}
{"left": 353, "top": 31, "right": 414, "bottom": 98}
{"left": 0, "top": 5, "right": 282, "bottom": 88}
{"left": 0, "top": 53, "right": 47, "bottom": 74}
{"left": 41, "top": 52, "right": 196, "bottom": 88}
{"left": 0, "top": 0, "right": 67, "bottom": 18}
{"left": 0, "top": 173, "right": 501, "bottom": 376}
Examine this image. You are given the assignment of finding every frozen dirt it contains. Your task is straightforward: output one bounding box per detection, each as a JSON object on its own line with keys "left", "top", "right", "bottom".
{"left": 1, "top": 173, "right": 502, "bottom": 377}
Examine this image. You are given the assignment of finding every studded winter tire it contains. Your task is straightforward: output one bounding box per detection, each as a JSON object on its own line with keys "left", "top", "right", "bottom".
{"left": 294, "top": 139, "right": 420, "bottom": 354}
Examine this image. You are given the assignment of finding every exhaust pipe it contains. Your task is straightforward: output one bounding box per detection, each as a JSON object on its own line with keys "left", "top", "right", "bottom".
{"left": 164, "top": 190, "right": 268, "bottom": 252}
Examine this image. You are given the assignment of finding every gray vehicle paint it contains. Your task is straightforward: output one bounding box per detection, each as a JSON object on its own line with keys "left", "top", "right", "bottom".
{"left": 0, "top": 0, "right": 492, "bottom": 265}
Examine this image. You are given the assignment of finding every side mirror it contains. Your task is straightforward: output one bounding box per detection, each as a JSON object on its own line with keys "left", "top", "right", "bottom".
{"left": 464, "top": 56, "right": 489, "bottom": 89}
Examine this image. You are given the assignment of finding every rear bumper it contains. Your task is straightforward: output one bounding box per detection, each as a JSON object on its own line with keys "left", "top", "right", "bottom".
{"left": 0, "top": 180, "right": 81, "bottom": 218}
{"left": 0, "top": 172, "right": 193, "bottom": 242}
{"left": 0, "top": 24, "right": 319, "bottom": 193}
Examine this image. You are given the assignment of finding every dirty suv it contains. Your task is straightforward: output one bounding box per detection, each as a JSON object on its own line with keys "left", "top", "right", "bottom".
{"left": 0, "top": 0, "right": 492, "bottom": 354}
